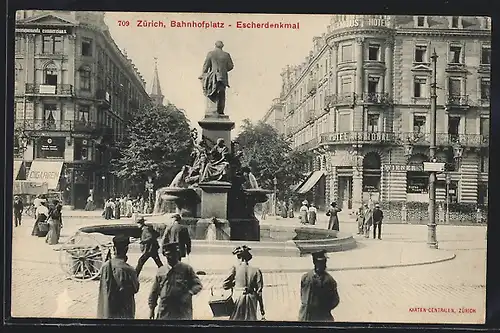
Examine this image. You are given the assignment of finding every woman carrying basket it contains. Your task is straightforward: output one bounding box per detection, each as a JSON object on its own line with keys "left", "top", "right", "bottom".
{"left": 221, "top": 245, "right": 266, "bottom": 321}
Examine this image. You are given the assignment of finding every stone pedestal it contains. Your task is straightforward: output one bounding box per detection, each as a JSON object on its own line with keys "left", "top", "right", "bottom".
{"left": 199, "top": 181, "right": 232, "bottom": 219}
{"left": 198, "top": 114, "right": 235, "bottom": 149}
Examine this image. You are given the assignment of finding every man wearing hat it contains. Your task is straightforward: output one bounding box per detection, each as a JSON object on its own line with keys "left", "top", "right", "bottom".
{"left": 97, "top": 235, "right": 140, "bottom": 319}
{"left": 162, "top": 213, "right": 192, "bottom": 261}
{"left": 372, "top": 203, "right": 384, "bottom": 240}
{"left": 148, "top": 242, "right": 203, "bottom": 320}
{"left": 298, "top": 250, "right": 340, "bottom": 322}
{"left": 135, "top": 217, "right": 163, "bottom": 276}
{"left": 13, "top": 196, "right": 24, "bottom": 227}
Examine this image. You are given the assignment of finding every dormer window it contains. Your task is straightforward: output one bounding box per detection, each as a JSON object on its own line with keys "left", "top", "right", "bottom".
{"left": 415, "top": 16, "right": 427, "bottom": 27}
{"left": 450, "top": 16, "right": 461, "bottom": 29}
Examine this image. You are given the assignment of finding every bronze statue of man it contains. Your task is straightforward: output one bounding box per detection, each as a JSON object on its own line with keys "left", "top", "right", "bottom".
{"left": 199, "top": 41, "right": 234, "bottom": 115}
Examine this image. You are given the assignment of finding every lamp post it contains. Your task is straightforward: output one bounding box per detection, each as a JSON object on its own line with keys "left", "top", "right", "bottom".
{"left": 428, "top": 49, "right": 439, "bottom": 249}
{"left": 273, "top": 177, "right": 278, "bottom": 216}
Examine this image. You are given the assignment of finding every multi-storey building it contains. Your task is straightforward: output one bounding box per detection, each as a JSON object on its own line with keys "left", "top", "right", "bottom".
{"left": 262, "top": 98, "right": 285, "bottom": 134}
{"left": 13, "top": 10, "right": 150, "bottom": 209}
{"left": 271, "top": 15, "right": 490, "bottom": 214}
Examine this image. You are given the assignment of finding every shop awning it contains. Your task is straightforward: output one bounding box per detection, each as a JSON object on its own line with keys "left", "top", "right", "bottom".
{"left": 290, "top": 173, "right": 311, "bottom": 192}
{"left": 13, "top": 161, "right": 22, "bottom": 180}
{"left": 13, "top": 181, "right": 49, "bottom": 195}
{"left": 297, "top": 171, "right": 325, "bottom": 194}
{"left": 26, "top": 160, "right": 64, "bottom": 190}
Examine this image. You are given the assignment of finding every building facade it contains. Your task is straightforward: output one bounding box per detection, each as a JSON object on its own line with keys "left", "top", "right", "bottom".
{"left": 262, "top": 98, "right": 285, "bottom": 134}
{"left": 14, "top": 10, "right": 150, "bottom": 209}
{"left": 272, "top": 15, "right": 490, "bottom": 216}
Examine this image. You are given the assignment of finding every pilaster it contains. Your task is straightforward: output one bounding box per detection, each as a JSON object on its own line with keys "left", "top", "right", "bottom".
{"left": 352, "top": 165, "right": 363, "bottom": 208}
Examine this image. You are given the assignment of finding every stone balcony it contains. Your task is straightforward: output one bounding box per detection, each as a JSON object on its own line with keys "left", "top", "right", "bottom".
{"left": 400, "top": 132, "right": 489, "bottom": 147}
{"left": 16, "top": 119, "right": 102, "bottom": 133}
{"left": 25, "top": 83, "right": 74, "bottom": 97}
{"left": 319, "top": 131, "right": 398, "bottom": 145}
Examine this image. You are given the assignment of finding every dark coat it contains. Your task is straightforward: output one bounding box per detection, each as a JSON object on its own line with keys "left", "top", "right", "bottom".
{"left": 97, "top": 257, "right": 140, "bottom": 319}
{"left": 372, "top": 208, "right": 384, "bottom": 224}
{"left": 140, "top": 225, "right": 160, "bottom": 254}
{"left": 163, "top": 222, "right": 192, "bottom": 258}
{"left": 202, "top": 48, "right": 234, "bottom": 87}
{"left": 298, "top": 270, "right": 340, "bottom": 322}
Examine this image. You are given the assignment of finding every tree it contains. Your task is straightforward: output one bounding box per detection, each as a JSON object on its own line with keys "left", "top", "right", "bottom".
{"left": 110, "top": 102, "right": 193, "bottom": 189}
{"left": 235, "top": 119, "right": 312, "bottom": 201}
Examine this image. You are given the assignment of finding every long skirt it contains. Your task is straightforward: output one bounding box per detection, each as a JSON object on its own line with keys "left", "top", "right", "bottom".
{"left": 230, "top": 292, "right": 259, "bottom": 321}
{"left": 308, "top": 212, "right": 317, "bottom": 225}
{"left": 104, "top": 207, "right": 113, "bottom": 220}
{"left": 85, "top": 201, "right": 95, "bottom": 211}
{"left": 299, "top": 210, "right": 308, "bottom": 224}
{"left": 46, "top": 219, "right": 61, "bottom": 245}
{"left": 31, "top": 214, "right": 47, "bottom": 236}
{"left": 114, "top": 206, "right": 121, "bottom": 219}
{"left": 328, "top": 216, "right": 340, "bottom": 231}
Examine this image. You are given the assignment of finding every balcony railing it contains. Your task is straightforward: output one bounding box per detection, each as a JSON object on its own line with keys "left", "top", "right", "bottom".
{"left": 399, "top": 132, "right": 489, "bottom": 147}
{"left": 25, "top": 84, "right": 74, "bottom": 96}
{"left": 96, "top": 89, "right": 112, "bottom": 106}
{"left": 446, "top": 94, "right": 469, "bottom": 107}
{"left": 296, "top": 138, "right": 319, "bottom": 152}
{"left": 361, "top": 92, "right": 392, "bottom": 105}
{"left": 17, "top": 119, "right": 101, "bottom": 132}
{"left": 320, "top": 131, "right": 398, "bottom": 145}
{"left": 325, "top": 93, "right": 356, "bottom": 106}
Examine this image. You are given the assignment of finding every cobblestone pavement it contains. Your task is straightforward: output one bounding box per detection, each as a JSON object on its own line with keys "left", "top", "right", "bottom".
{"left": 9, "top": 216, "right": 486, "bottom": 324}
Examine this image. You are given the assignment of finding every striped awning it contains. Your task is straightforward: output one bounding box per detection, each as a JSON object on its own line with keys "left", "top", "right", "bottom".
{"left": 297, "top": 171, "right": 325, "bottom": 194}
{"left": 13, "top": 161, "right": 22, "bottom": 180}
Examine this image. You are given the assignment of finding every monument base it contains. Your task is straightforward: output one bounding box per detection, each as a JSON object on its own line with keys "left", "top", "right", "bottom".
{"left": 229, "top": 218, "right": 260, "bottom": 241}
{"left": 198, "top": 113, "right": 235, "bottom": 150}
{"left": 199, "top": 181, "right": 232, "bottom": 220}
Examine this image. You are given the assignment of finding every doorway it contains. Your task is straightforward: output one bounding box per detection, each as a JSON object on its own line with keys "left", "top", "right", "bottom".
{"left": 338, "top": 176, "right": 353, "bottom": 210}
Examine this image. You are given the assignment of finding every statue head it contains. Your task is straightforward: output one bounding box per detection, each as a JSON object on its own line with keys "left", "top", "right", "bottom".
{"left": 216, "top": 138, "right": 225, "bottom": 146}
{"left": 215, "top": 40, "right": 224, "bottom": 49}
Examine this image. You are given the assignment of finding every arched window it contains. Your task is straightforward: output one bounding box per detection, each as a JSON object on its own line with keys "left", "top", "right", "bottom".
{"left": 44, "top": 62, "right": 58, "bottom": 85}
{"left": 363, "top": 152, "right": 381, "bottom": 192}
{"left": 407, "top": 154, "right": 428, "bottom": 194}
{"left": 79, "top": 66, "right": 91, "bottom": 90}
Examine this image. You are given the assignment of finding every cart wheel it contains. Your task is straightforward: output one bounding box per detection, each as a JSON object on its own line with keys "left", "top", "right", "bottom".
{"left": 59, "top": 232, "right": 106, "bottom": 281}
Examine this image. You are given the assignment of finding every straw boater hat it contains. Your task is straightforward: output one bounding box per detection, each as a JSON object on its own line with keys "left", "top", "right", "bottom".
{"left": 302, "top": 200, "right": 308, "bottom": 205}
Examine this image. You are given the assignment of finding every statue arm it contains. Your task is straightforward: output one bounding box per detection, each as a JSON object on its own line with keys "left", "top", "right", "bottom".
{"left": 201, "top": 53, "right": 212, "bottom": 74}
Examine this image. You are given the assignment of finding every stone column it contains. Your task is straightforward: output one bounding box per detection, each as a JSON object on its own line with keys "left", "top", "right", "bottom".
{"left": 384, "top": 40, "right": 394, "bottom": 97}
{"left": 352, "top": 165, "right": 363, "bottom": 209}
{"left": 330, "top": 166, "right": 338, "bottom": 204}
{"left": 354, "top": 37, "right": 365, "bottom": 132}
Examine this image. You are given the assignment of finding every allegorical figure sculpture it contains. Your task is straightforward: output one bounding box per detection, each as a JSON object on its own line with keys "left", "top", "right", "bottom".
{"left": 198, "top": 40, "right": 234, "bottom": 115}
{"left": 200, "top": 138, "right": 230, "bottom": 182}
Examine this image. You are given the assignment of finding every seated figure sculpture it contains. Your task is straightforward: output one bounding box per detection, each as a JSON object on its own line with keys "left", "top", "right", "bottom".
{"left": 200, "top": 138, "right": 230, "bottom": 183}
{"left": 169, "top": 165, "right": 190, "bottom": 188}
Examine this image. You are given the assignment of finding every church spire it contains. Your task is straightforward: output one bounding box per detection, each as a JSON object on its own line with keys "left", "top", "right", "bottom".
{"left": 150, "top": 58, "right": 164, "bottom": 106}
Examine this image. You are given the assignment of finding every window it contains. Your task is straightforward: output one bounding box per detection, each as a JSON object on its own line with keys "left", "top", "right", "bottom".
{"left": 416, "top": 16, "right": 425, "bottom": 27}
{"left": 44, "top": 63, "right": 58, "bottom": 85}
{"left": 80, "top": 67, "right": 91, "bottom": 90}
{"left": 448, "top": 78, "right": 461, "bottom": 96}
{"left": 77, "top": 105, "right": 90, "bottom": 123}
{"left": 407, "top": 171, "right": 429, "bottom": 194}
{"left": 480, "top": 117, "right": 489, "bottom": 137}
{"left": 15, "top": 35, "right": 23, "bottom": 54}
{"left": 481, "top": 45, "right": 491, "bottom": 65}
{"left": 43, "top": 104, "right": 57, "bottom": 129}
{"left": 413, "top": 115, "right": 426, "bottom": 133}
{"left": 42, "top": 35, "right": 63, "bottom": 54}
{"left": 480, "top": 79, "right": 490, "bottom": 100}
{"left": 82, "top": 39, "right": 92, "bottom": 56}
{"left": 367, "top": 114, "right": 379, "bottom": 132}
{"left": 413, "top": 77, "right": 427, "bottom": 98}
{"left": 340, "top": 76, "right": 352, "bottom": 95}
{"left": 451, "top": 16, "right": 460, "bottom": 28}
{"left": 414, "top": 45, "right": 427, "bottom": 63}
{"left": 368, "top": 76, "right": 379, "bottom": 94}
{"left": 448, "top": 116, "right": 460, "bottom": 136}
{"left": 480, "top": 156, "right": 489, "bottom": 173}
{"left": 449, "top": 45, "right": 462, "bottom": 64}
{"left": 341, "top": 44, "right": 353, "bottom": 62}
{"left": 368, "top": 44, "right": 380, "bottom": 61}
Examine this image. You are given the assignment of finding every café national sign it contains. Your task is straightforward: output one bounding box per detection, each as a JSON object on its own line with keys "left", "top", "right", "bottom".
{"left": 15, "top": 27, "right": 70, "bottom": 34}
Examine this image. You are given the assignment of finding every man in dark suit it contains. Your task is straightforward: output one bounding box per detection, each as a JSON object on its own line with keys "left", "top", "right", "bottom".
{"left": 135, "top": 217, "right": 163, "bottom": 276}
{"left": 372, "top": 203, "right": 384, "bottom": 240}
{"left": 162, "top": 213, "right": 192, "bottom": 261}
{"left": 199, "top": 40, "right": 234, "bottom": 115}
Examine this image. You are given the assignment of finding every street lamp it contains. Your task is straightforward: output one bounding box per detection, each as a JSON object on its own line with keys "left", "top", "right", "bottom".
{"left": 428, "top": 49, "right": 439, "bottom": 249}
{"left": 273, "top": 177, "right": 278, "bottom": 216}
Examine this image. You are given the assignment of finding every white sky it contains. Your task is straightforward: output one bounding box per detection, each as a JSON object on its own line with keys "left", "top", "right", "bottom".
{"left": 104, "top": 12, "right": 332, "bottom": 133}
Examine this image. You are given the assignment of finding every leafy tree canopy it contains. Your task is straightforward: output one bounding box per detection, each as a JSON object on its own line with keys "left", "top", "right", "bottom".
{"left": 234, "top": 119, "right": 312, "bottom": 200}
{"left": 111, "top": 102, "right": 193, "bottom": 187}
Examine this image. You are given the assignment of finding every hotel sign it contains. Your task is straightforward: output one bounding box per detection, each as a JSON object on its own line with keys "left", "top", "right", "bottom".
{"left": 383, "top": 164, "right": 424, "bottom": 172}
{"left": 331, "top": 17, "right": 388, "bottom": 30}
{"left": 15, "top": 27, "right": 70, "bottom": 34}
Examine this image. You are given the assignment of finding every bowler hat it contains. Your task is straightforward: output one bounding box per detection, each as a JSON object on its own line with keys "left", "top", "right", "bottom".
{"left": 112, "top": 235, "right": 130, "bottom": 247}
{"left": 136, "top": 217, "right": 146, "bottom": 224}
{"left": 163, "top": 242, "right": 180, "bottom": 254}
{"left": 311, "top": 250, "right": 328, "bottom": 261}
{"left": 171, "top": 213, "right": 182, "bottom": 221}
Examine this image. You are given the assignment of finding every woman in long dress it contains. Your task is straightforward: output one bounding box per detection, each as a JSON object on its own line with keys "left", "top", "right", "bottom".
{"left": 222, "top": 246, "right": 266, "bottom": 321}
{"left": 104, "top": 199, "right": 114, "bottom": 220}
{"left": 32, "top": 201, "right": 49, "bottom": 237}
{"left": 308, "top": 204, "right": 317, "bottom": 225}
{"left": 46, "top": 200, "right": 63, "bottom": 245}
{"left": 299, "top": 201, "right": 309, "bottom": 224}
{"left": 206, "top": 218, "right": 217, "bottom": 242}
{"left": 326, "top": 202, "right": 341, "bottom": 231}
{"left": 114, "top": 197, "right": 121, "bottom": 219}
